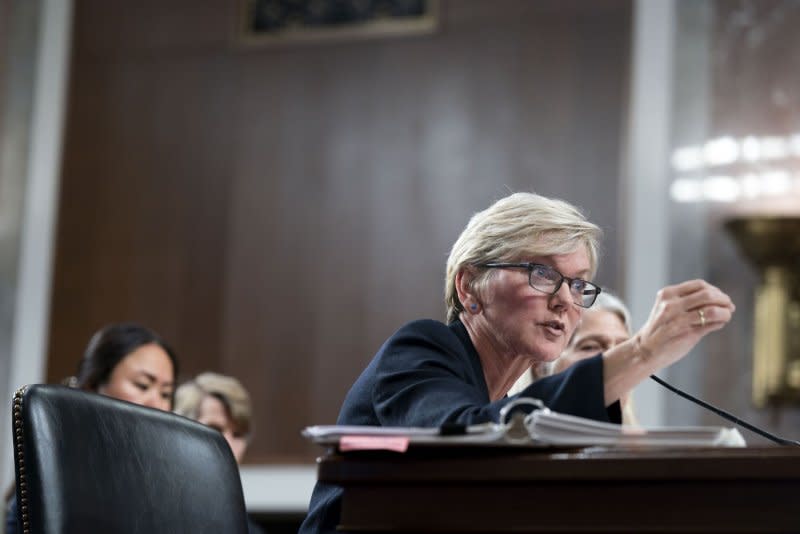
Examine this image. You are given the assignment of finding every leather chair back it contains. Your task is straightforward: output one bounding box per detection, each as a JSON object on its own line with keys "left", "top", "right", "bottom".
{"left": 12, "top": 384, "right": 249, "bottom": 534}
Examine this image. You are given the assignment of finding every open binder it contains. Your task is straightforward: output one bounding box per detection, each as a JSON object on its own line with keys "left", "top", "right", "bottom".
{"left": 303, "top": 398, "right": 746, "bottom": 450}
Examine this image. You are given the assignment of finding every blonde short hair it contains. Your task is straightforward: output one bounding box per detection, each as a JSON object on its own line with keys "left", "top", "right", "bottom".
{"left": 590, "top": 291, "right": 632, "bottom": 335}
{"left": 174, "top": 372, "right": 253, "bottom": 437}
{"left": 445, "top": 192, "right": 601, "bottom": 323}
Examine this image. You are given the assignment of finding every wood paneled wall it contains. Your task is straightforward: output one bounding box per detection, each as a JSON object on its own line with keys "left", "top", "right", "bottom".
{"left": 48, "top": 0, "right": 631, "bottom": 462}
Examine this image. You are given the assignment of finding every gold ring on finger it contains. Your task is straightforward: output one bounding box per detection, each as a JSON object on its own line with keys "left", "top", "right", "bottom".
{"left": 698, "top": 308, "right": 706, "bottom": 327}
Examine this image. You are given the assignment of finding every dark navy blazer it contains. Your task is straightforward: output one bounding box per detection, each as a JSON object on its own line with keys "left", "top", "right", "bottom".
{"left": 299, "top": 319, "right": 621, "bottom": 534}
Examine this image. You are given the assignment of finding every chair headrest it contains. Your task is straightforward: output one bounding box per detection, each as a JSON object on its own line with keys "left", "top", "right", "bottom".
{"left": 12, "top": 384, "right": 249, "bottom": 534}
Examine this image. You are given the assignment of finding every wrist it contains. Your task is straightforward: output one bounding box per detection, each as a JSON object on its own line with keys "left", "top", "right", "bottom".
{"left": 633, "top": 334, "right": 653, "bottom": 362}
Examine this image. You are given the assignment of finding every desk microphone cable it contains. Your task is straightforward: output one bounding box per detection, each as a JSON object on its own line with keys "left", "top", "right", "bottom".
{"left": 650, "top": 374, "right": 800, "bottom": 447}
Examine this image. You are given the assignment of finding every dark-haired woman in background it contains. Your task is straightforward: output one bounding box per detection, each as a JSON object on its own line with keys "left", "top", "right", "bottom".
{"left": 71, "top": 322, "right": 178, "bottom": 410}
{"left": 4, "top": 322, "right": 179, "bottom": 534}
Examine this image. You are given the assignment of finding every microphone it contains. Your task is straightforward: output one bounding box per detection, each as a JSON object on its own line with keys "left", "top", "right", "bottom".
{"left": 650, "top": 374, "right": 800, "bottom": 447}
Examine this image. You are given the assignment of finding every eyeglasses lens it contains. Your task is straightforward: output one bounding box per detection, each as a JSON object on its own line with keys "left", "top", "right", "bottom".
{"left": 529, "top": 265, "right": 598, "bottom": 308}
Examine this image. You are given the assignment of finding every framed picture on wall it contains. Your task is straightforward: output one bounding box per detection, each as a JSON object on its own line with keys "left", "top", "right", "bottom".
{"left": 238, "top": 0, "right": 440, "bottom": 46}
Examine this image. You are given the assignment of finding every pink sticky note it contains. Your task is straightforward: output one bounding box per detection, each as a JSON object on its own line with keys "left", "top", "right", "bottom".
{"left": 339, "top": 435, "right": 410, "bottom": 452}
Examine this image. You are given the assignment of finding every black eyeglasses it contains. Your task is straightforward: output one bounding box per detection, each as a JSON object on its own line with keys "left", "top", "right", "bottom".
{"left": 478, "top": 262, "right": 602, "bottom": 308}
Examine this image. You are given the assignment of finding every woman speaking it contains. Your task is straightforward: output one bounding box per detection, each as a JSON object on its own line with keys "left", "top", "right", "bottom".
{"left": 300, "top": 192, "right": 735, "bottom": 533}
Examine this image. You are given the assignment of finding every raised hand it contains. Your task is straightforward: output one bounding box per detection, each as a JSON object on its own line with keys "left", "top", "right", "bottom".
{"left": 602, "top": 279, "right": 735, "bottom": 405}
{"left": 634, "top": 279, "right": 735, "bottom": 370}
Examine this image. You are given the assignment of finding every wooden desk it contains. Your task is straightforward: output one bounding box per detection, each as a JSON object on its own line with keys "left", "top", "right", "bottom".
{"left": 317, "top": 446, "right": 800, "bottom": 533}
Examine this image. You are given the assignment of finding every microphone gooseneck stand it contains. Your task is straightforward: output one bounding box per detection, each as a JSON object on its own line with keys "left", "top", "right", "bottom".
{"left": 650, "top": 374, "right": 800, "bottom": 447}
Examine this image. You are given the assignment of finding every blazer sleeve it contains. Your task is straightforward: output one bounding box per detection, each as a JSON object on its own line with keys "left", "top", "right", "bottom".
{"left": 371, "top": 320, "right": 620, "bottom": 427}
{"left": 520, "top": 357, "right": 622, "bottom": 423}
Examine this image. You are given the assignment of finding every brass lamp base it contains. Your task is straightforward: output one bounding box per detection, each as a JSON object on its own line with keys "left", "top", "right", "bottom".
{"left": 725, "top": 217, "right": 800, "bottom": 407}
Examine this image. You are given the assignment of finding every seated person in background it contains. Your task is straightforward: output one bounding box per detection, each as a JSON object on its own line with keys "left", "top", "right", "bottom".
{"left": 511, "top": 291, "right": 638, "bottom": 425}
{"left": 173, "top": 372, "right": 265, "bottom": 534}
{"left": 554, "top": 291, "right": 638, "bottom": 425}
{"left": 299, "top": 191, "right": 735, "bottom": 534}
{"left": 4, "top": 322, "right": 179, "bottom": 534}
